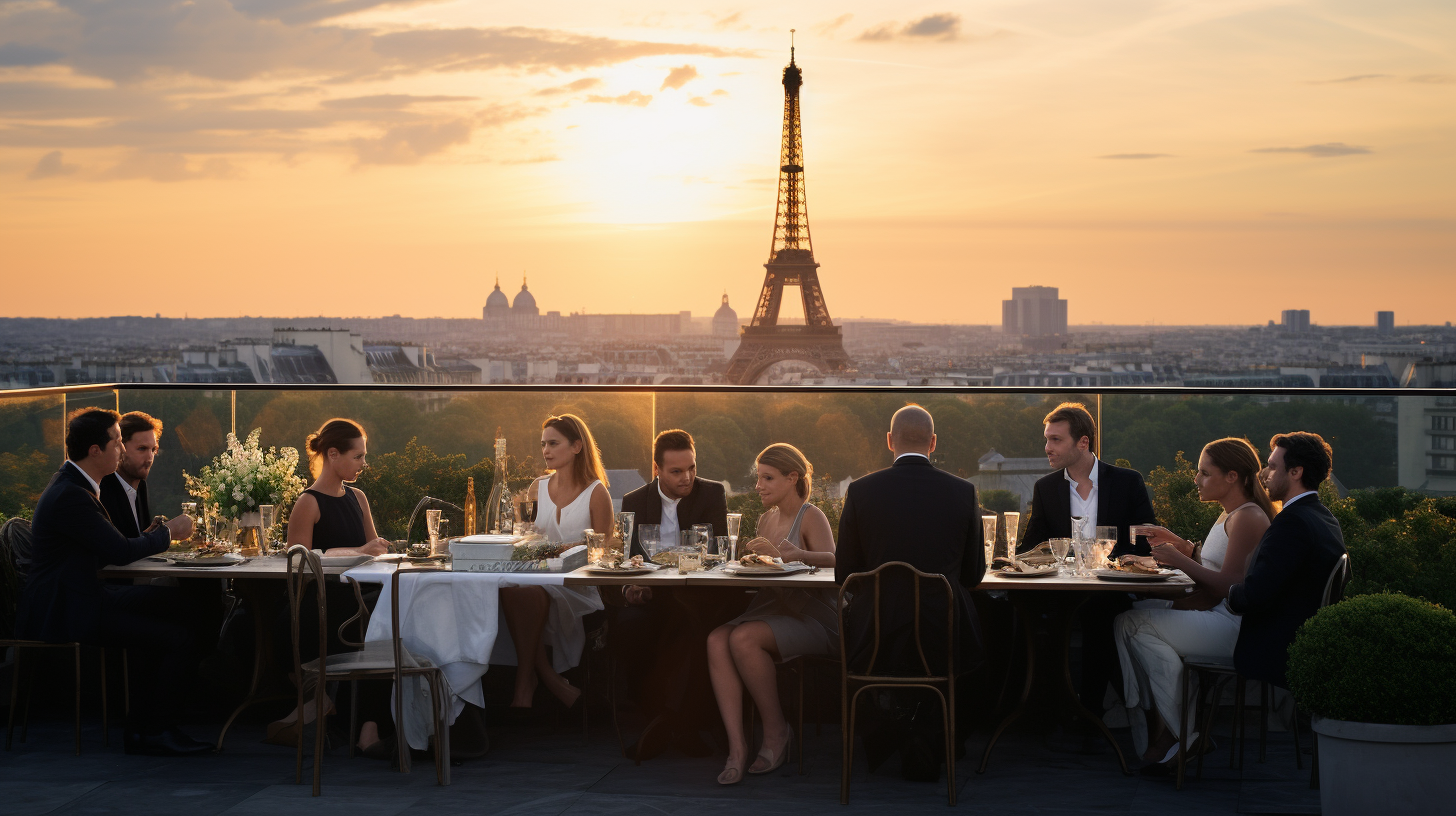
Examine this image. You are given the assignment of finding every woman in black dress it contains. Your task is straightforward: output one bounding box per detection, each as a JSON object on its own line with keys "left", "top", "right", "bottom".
{"left": 267, "top": 418, "right": 392, "bottom": 756}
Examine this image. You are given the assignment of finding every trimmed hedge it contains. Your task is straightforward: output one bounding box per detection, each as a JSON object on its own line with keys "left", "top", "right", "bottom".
{"left": 1286, "top": 593, "right": 1456, "bottom": 726}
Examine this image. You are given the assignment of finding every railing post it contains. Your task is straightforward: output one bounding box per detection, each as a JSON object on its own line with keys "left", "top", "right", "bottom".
{"left": 230, "top": 390, "right": 237, "bottom": 437}
{"left": 1095, "top": 393, "right": 1103, "bottom": 460}
{"left": 60, "top": 393, "right": 67, "bottom": 464}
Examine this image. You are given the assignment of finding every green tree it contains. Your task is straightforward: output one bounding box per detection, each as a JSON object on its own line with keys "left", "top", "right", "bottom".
{"left": 979, "top": 489, "right": 1022, "bottom": 513}
{"left": 1145, "top": 451, "right": 1223, "bottom": 544}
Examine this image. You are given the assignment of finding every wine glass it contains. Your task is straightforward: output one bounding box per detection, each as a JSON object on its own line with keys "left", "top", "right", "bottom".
{"left": 1004, "top": 511, "right": 1021, "bottom": 560}
{"left": 726, "top": 513, "right": 742, "bottom": 561}
{"left": 981, "top": 515, "right": 998, "bottom": 565}
{"left": 638, "top": 523, "right": 661, "bottom": 561}
{"left": 614, "top": 511, "right": 635, "bottom": 552}
{"left": 1050, "top": 538, "right": 1072, "bottom": 572}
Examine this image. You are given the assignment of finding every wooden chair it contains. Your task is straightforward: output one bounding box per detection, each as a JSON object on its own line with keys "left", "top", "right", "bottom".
{"left": 1175, "top": 552, "right": 1350, "bottom": 789}
{"left": 838, "top": 561, "right": 959, "bottom": 806}
{"left": 285, "top": 547, "right": 450, "bottom": 795}
{"left": 2, "top": 517, "right": 126, "bottom": 754}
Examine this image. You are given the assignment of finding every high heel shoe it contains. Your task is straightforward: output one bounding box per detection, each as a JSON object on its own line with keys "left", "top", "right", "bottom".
{"left": 748, "top": 727, "right": 792, "bottom": 775}
{"left": 263, "top": 700, "right": 335, "bottom": 747}
{"left": 717, "top": 760, "right": 746, "bottom": 786}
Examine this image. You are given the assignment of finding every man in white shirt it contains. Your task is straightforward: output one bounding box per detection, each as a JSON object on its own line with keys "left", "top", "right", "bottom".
{"left": 100, "top": 411, "right": 162, "bottom": 538}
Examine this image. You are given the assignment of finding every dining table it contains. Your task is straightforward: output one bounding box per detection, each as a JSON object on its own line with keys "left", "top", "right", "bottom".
{"left": 973, "top": 568, "right": 1197, "bottom": 775}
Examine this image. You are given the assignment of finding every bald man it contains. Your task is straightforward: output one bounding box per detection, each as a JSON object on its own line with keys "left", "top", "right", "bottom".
{"left": 835, "top": 404, "right": 987, "bottom": 781}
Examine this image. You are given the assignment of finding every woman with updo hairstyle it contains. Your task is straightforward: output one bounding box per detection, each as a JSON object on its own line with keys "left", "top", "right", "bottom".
{"left": 268, "top": 418, "right": 394, "bottom": 757}
{"left": 500, "top": 413, "right": 611, "bottom": 710}
{"left": 707, "top": 443, "right": 837, "bottom": 785}
{"left": 1113, "top": 437, "right": 1275, "bottom": 767}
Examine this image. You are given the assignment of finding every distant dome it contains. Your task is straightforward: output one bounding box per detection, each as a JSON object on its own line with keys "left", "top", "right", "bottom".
{"left": 512, "top": 278, "right": 539, "bottom": 316}
{"left": 713, "top": 293, "right": 738, "bottom": 337}
{"left": 484, "top": 278, "right": 510, "bottom": 319}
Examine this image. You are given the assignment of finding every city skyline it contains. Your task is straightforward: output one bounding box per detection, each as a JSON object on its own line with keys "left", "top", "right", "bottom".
{"left": 2, "top": 1, "right": 1453, "bottom": 325}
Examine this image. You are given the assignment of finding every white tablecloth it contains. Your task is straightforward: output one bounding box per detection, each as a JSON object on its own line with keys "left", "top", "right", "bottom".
{"left": 343, "top": 562, "right": 599, "bottom": 748}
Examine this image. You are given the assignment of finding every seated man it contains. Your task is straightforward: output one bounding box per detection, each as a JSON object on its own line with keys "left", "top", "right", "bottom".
{"left": 1228, "top": 432, "right": 1347, "bottom": 688}
{"left": 99, "top": 411, "right": 163, "bottom": 538}
{"left": 836, "top": 405, "right": 987, "bottom": 781}
{"left": 16, "top": 407, "right": 208, "bottom": 756}
{"left": 614, "top": 429, "right": 729, "bottom": 758}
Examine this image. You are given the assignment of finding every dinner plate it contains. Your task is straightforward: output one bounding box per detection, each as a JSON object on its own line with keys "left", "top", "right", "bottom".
{"left": 584, "top": 567, "right": 656, "bottom": 576}
{"left": 1094, "top": 568, "right": 1175, "bottom": 582}
{"left": 185, "top": 554, "right": 247, "bottom": 567}
{"left": 996, "top": 568, "right": 1059, "bottom": 579}
{"left": 144, "top": 556, "right": 176, "bottom": 565}
{"left": 723, "top": 564, "right": 815, "bottom": 577}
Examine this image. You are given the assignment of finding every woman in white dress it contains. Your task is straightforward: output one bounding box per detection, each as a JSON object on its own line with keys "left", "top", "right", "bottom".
{"left": 501, "top": 414, "right": 611, "bottom": 709}
{"left": 1114, "top": 437, "right": 1275, "bottom": 766}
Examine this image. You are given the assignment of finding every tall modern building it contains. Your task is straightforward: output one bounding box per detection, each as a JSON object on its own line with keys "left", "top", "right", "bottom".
{"left": 1377, "top": 311, "right": 1395, "bottom": 334}
{"left": 1280, "top": 309, "right": 1311, "bottom": 332}
{"left": 1002, "top": 286, "right": 1068, "bottom": 337}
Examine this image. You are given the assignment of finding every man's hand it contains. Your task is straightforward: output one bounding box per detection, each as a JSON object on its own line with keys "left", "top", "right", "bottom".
{"left": 164, "top": 514, "right": 195, "bottom": 541}
{"left": 624, "top": 585, "right": 653, "bottom": 606}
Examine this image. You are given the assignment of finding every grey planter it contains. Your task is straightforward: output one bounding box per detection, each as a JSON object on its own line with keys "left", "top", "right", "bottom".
{"left": 1312, "top": 715, "right": 1456, "bottom": 816}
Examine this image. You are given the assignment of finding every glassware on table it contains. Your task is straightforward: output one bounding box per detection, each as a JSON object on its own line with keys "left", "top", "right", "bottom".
{"left": 259, "top": 504, "right": 280, "bottom": 553}
{"left": 585, "top": 530, "right": 607, "bottom": 565}
{"left": 1070, "top": 515, "right": 1090, "bottom": 544}
{"left": 981, "top": 514, "right": 998, "bottom": 565}
{"left": 1071, "top": 538, "right": 1092, "bottom": 577}
{"left": 1049, "top": 537, "right": 1073, "bottom": 572}
{"left": 716, "top": 535, "right": 733, "bottom": 563}
{"left": 726, "top": 513, "right": 742, "bottom": 561}
{"left": 1003, "top": 511, "right": 1021, "bottom": 560}
{"left": 677, "top": 550, "right": 702, "bottom": 574}
{"left": 692, "top": 524, "right": 714, "bottom": 553}
{"left": 425, "top": 508, "right": 442, "bottom": 544}
{"left": 638, "top": 524, "right": 661, "bottom": 559}
{"left": 393, "top": 539, "right": 409, "bottom": 555}
{"left": 1095, "top": 526, "right": 1118, "bottom": 567}
{"left": 615, "top": 511, "right": 635, "bottom": 551}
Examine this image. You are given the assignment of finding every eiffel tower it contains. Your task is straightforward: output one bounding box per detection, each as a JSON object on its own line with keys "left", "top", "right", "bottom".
{"left": 725, "top": 39, "right": 851, "bottom": 385}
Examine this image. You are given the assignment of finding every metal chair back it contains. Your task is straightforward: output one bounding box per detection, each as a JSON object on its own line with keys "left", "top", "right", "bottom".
{"left": 1320, "top": 552, "right": 1350, "bottom": 609}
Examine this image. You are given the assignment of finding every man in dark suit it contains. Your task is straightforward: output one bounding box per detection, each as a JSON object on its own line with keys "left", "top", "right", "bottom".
{"left": 613, "top": 430, "right": 729, "bottom": 759}
{"left": 1229, "top": 432, "right": 1347, "bottom": 688}
{"left": 836, "top": 405, "right": 986, "bottom": 781}
{"left": 16, "top": 407, "right": 210, "bottom": 756}
{"left": 1021, "top": 402, "right": 1158, "bottom": 723}
{"left": 99, "top": 411, "right": 162, "bottom": 539}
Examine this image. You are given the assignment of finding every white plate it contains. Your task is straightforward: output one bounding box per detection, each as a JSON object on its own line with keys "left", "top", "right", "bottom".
{"left": 996, "top": 568, "right": 1059, "bottom": 579}
{"left": 185, "top": 554, "right": 247, "bottom": 567}
{"left": 723, "top": 563, "right": 815, "bottom": 577}
{"left": 1093, "top": 568, "right": 1175, "bottom": 582}
{"left": 584, "top": 567, "right": 656, "bottom": 576}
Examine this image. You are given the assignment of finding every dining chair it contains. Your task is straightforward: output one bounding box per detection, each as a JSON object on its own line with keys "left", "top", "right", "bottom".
{"left": 1175, "top": 552, "right": 1351, "bottom": 790}
{"left": 743, "top": 651, "right": 840, "bottom": 775}
{"left": 285, "top": 547, "right": 450, "bottom": 795}
{"left": 837, "top": 561, "right": 959, "bottom": 806}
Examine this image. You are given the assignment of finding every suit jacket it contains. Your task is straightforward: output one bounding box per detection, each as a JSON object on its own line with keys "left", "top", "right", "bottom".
{"left": 99, "top": 472, "right": 150, "bottom": 539}
{"left": 1228, "top": 495, "right": 1346, "bottom": 688}
{"left": 16, "top": 463, "right": 171, "bottom": 644}
{"left": 835, "top": 456, "right": 986, "bottom": 675}
{"left": 1021, "top": 459, "right": 1158, "bottom": 558}
{"left": 619, "top": 477, "right": 729, "bottom": 560}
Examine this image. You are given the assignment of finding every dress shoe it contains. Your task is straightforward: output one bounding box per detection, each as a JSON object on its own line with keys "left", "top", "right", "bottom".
{"left": 124, "top": 727, "right": 214, "bottom": 757}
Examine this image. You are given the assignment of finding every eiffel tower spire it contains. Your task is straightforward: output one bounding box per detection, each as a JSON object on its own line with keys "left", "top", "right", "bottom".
{"left": 726, "top": 36, "right": 850, "bottom": 384}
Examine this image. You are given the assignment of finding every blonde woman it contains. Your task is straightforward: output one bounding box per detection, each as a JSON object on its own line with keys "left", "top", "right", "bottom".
{"left": 501, "top": 414, "right": 611, "bottom": 709}
{"left": 707, "top": 443, "right": 836, "bottom": 785}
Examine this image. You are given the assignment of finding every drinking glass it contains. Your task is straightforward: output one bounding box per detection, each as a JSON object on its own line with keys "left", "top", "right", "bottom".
{"left": 1050, "top": 538, "right": 1072, "bottom": 572}
{"left": 585, "top": 530, "right": 607, "bottom": 565}
{"left": 726, "top": 513, "right": 742, "bottom": 559}
{"left": 1072, "top": 538, "right": 1093, "bottom": 577}
{"left": 1095, "top": 526, "right": 1117, "bottom": 567}
{"left": 259, "top": 504, "right": 279, "bottom": 553}
{"left": 716, "top": 535, "right": 733, "bottom": 563}
{"left": 981, "top": 515, "right": 998, "bottom": 565}
{"left": 638, "top": 524, "right": 662, "bottom": 559}
{"left": 1004, "top": 511, "right": 1021, "bottom": 559}
{"left": 692, "top": 524, "right": 714, "bottom": 554}
{"left": 1070, "top": 515, "right": 1090, "bottom": 544}
{"left": 678, "top": 550, "right": 702, "bottom": 574}
{"left": 615, "top": 511, "right": 635, "bottom": 551}
{"left": 425, "top": 508, "right": 442, "bottom": 544}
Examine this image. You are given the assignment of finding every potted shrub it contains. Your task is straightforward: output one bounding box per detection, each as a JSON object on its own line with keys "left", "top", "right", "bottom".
{"left": 1286, "top": 593, "right": 1456, "bottom": 816}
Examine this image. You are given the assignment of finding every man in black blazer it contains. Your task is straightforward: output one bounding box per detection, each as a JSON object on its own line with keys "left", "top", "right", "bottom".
{"left": 836, "top": 405, "right": 986, "bottom": 780}
{"left": 99, "top": 411, "right": 162, "bottom": 539}
{"left": 16, "top": 407, "right": 209, "bottom": 756}
{"left": 612, "top": 430, "right": 729, "bottom": 759}
{"left": 1020, "top": 403, "right": 1158, "bottom": 720}
{"left": 1229, "top": 432, "right": 1347, "bottom": 688}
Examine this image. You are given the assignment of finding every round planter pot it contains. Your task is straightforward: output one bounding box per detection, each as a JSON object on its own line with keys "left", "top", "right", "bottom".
{"left": 1312, "top": 715, "right": 1456, "bottom": 816}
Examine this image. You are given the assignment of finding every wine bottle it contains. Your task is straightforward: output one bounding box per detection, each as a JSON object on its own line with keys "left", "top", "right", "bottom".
{"left": 464, "top": 476, "right": 477, "bottom": 537}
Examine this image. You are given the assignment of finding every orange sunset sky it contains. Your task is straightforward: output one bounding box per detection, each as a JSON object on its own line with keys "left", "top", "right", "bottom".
{"left": 2, "top": 1, "right": 1453, "bottom": 326}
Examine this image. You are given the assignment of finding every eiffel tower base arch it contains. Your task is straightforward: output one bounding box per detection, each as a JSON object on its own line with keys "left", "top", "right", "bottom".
{"left": 725, "top": 328, "right": 851, "bottom": 384}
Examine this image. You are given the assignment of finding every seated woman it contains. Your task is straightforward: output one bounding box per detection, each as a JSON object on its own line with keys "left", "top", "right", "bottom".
{"left": 708, "top": 443, "right": 837, "bottom": 785}
{"left": 269, "top": 418, "right": 392, "bottom": 757}
{"left": 500, "top": 414, "right": 610, "bottom": 709}
{"left": 1114, "top": 437, "right": 1274, "bottom": 766}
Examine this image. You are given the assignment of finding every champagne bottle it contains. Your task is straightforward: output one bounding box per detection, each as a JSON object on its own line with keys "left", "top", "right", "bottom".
{"left": 464, "top": 476, "right": 477, "bottom": 537}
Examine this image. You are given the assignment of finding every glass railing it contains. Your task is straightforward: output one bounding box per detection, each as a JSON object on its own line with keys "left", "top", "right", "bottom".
{"left": 2, "top": 383, "right": 1453, "bottom": 539}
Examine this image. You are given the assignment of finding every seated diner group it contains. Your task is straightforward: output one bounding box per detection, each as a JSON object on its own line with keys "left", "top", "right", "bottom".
{"left": 15, "top": 402, "right": 1348, "bottom": 784}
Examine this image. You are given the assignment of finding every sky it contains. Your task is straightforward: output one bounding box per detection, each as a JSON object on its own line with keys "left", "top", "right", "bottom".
{"left": 1, "top": 0, "right": 1453, "bottom": 326}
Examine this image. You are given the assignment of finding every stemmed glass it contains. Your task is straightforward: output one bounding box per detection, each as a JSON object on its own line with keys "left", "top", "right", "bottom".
{"left": 981, "top": 515, "right": 998, "bottom": 566}
{"left": 614, "top": 511, "right": 635, "bottom": 553}
{"left": 1004, "top": 511, "right": 1021, "bottom": 562}
{"left": 1050, "top": 538, "right": 1072, "bottom": 572}
{"left": 726, "top": 513, "right": 742, "bottom": 561}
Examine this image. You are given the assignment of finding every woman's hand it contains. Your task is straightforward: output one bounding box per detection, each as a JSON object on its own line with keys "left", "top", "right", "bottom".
{"left": 772, "top": 539, "right": 808, "bottom": 563}
{"left": 360, "top": 538, "right": 389, "bottom": 557}
{"left": 745, "top": 536, "right": 780, "bottom": 559}
{"left": 1151, "top": 542, "right": 1193, "bottom": 569}
{"left": 1138, "top": 525, "right": 1193, "bottom": 557}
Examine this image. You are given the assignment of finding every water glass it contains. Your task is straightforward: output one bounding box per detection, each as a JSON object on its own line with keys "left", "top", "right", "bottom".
{"left": 692, "top": 523, "right": 714, "bottom": 550}
{"left": 717, "top": 535, "right": 734, "bottom": 562}
{"left": 638, "top": 523, "right": 661, "bottom": 558}
{"left": 1050, "top": 537, "right": 1072, "bottom": 571}
{"left": 615, "top": 511, "right": 635, "bottom": 551}
{"left": 585, "top": 530, "right": 607, "bottom": 565}
{"left": 981, "top": 515, "right": 998, "bottom": 564}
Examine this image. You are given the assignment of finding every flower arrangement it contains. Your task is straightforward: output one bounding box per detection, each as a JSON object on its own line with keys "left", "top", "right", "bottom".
{"left": 184, "top": 428, "right": 307, "bottom": 521}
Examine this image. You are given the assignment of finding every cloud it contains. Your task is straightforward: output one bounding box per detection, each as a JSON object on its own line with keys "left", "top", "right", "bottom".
{"left": 688, "top": 96, "right": 711, "bottom": 107}
{"left": 0, "top": 42, "right": 64, "bottom": 67}
{"left": 535, "top": 78, "right": 603, "bottom": 96}
{"left": 102, "top": 152, "right": 242, "bottom": 182}
{"left": 27, "top": 150, "right": 78, "bottom": 180}
{"left": 1100, "top": 153, "right": 1173, "bottom": 159}
{"left": 860, "top": 13, "right": 961, "bottom": 42}
{"left": 350, "top": 118, "right": 473, "bottom": 165}
{"left": 1308, "top": 74, "right": 1391, "bottom": 84}
{"left": 321, "top": 94, "right": 476, "bottom": 109}
{"left": 711, "top": 88, "right": 729, "bottom": 96}
{"left": 713, "top": 12, "right": 749, "bottom": 32}
{"left": 1251, "top": 142, "right": 1372, "bottom": 158}
{"left": 1409, "top": 74, "right": 1453, "bottom": 84}
{"left": 815, "top": 14, "right": 854, "bottom": 37}
{"left": 232, "top": 0, "right": 435, "bottom": 25}
{"left": 660, "top": 65, "right": 698, "bottom": 91}
{"left": 585, "top": 91, "right": 652, "bottom": 107}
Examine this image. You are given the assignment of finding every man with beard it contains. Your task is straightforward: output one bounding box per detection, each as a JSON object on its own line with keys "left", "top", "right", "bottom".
{"left": 100, "top": 411, "right": 164, "bottom": 539}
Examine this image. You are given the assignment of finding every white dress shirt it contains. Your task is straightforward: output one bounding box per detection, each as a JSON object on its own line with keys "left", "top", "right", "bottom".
{"left": 894, "top": 452, "right": 930, "bottom": 463}
{"left": 119, "top": 476, "right": 141, "bottom": 531}
{"left": 1283, "top": 490, "right": 1317, "bottom": 508}
{"left": 658, "top": 481, "right": 682, "bottom": 547}
{"left": 1066, "top": 455, "right": 1100, "bottom": 537}
{"left": 64, "top": 460, "right": 102, "bottom": 496}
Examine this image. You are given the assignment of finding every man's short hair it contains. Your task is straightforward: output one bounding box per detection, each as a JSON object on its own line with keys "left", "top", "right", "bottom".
{"left": 1270, "top": 432, "right": 1332, "bottom": 490}
{"left": 1043, "top": 402, "right": 1097, "bottom": 450}
{"left": 890, "top": 404, "right": 934, "bottom": 448}
{"left": 66, "top": 407, "right": 121, "bottom": 461}
{"left": 653, "top": 429, "right": 695, "bottom": 467}
{"left": 119, "top": 411, "right": 163, "bottom": 443}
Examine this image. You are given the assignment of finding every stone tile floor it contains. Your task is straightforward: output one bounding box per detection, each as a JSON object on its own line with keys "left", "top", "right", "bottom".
{"left": 2, "top": 710, "right": 1320, "bottom": 815}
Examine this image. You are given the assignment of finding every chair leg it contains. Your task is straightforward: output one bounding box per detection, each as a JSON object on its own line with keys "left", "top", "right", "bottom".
{"left": 1232, "top": 678, "right": 1247, "bottom": 771}
{"left": 121, "top": 649, "right": 130, "bottom": 719}
{"left": 841, "top": 687, "right": 859, "bottom": 806}
{"left": 348, "top": 680, "right": 358, "bottom": 759}
{"left": 1290, "top": 700, "right": 1304, "bottom": 772}
{"left": 1257, "top": 682, "right": 1269, "bottom": 763}
{"left": 796, "top": 664, "right": 805, "bottom": 776}
{"left": 5, "top": 647, "right": 20, "bottom": 751}
{"left": 100, "top": 648, "right": 109, "bottom": 748}
{"left": 944, "top": 687, "right": 956, "bottom": 807}
{"left": 73, "top": 644, "right": 82, "bottom": 756}
{"left": 312, "top": 683, "right": 327, "bottom": 796}
{"left": 294, "top": 680, "right": 306, "bottom": 786}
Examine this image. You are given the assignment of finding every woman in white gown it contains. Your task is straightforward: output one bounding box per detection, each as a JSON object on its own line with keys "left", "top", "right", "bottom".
{"left": 500, "top": 414, "right": 611, "bottom": 709}
{"left": 1113, "top": 437, "right": 1275, "bottom": 765}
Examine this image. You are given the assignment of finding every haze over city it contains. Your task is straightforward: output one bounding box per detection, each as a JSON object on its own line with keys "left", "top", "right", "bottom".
{"left": 2, "top": 1, "right": 1453, "bottom": 325}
